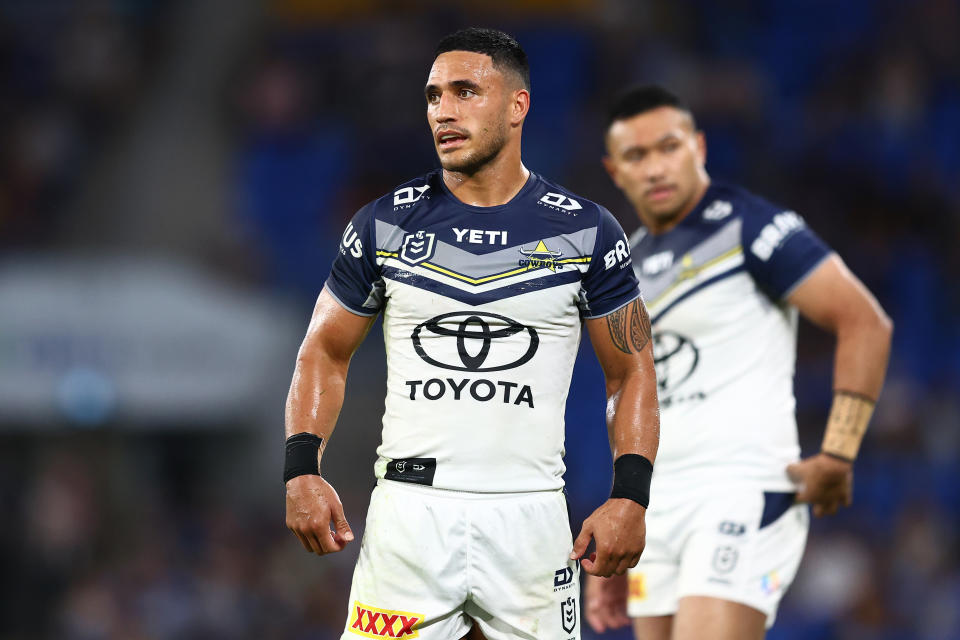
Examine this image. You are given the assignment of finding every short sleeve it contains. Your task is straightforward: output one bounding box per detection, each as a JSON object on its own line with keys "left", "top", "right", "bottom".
{"left": 323, "top": 203, "right": 384, "bottom": 316}
{"left": 742, "top": 208, "right": 831, "bottom": 300}
{"left": 579, "top": 207, "right": 641, "bottom": 318}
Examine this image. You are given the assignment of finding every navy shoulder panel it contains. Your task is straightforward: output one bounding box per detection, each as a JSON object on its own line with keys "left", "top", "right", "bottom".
{"left": 728, "top": 182, "right": 832, "bottom": 300}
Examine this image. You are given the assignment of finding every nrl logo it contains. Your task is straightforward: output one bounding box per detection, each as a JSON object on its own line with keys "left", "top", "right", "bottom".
{"left": 518, "top": 240, "right": 563, "bottom": 272}
{"left": 400, "top": 230, "right": 437, "bottom": 265}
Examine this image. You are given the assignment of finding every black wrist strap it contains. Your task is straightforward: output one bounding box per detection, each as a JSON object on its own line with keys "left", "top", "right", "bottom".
{"left": 284, "top": 432, "right": 324, "bottom": 483}
{"left": 610, "top": 454, "right": 653, "bottom": 508}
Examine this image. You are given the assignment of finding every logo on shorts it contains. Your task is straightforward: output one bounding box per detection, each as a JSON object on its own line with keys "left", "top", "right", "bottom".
{"left": 411, "top": 312, "right": 539, "bottom": 372}
{"left": 554, "top": 567, "right": 574, "bottom": 592}
{"left": 348, "top": 602, "right": 423, "bottom": 638}
{"left": 761, "top": 570, "right": 781, "bottom": 595}
{"left": 718, "top": 521, "right": 746, "bottom": 537}
{"left": 628, "top": 572, "right": 646, "bottom": 602}
{"left": 560, "top": 596, "right": 577, "bottom": 633}
{"left": 712, "top": 545, "right": 739, "bottom": 574}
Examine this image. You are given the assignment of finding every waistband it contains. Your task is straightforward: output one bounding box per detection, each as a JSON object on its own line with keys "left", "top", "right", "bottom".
{"left": 376, "top": 477, "right": 564, "bottom": 501}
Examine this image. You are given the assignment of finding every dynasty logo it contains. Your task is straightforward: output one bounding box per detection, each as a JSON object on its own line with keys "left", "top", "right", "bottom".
{"left": 348, "top": 602, "right": 423, "bottom": 638}
{"left": 518, "top": 240, "right": 563, "bottom": 272}
{"left": 554, "top": 567, "right": 574, "bottom": 592}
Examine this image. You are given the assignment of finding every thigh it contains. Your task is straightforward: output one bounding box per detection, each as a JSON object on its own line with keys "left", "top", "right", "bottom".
{"left": 466, "top": 490, "right": 581, "bottom": 640}
{"left": 341, "top": 483, "right": 471, "bottom": 640}
{"left": 672, "top": 596, "right": 765, "bottom": 640}
{"left": 626, "top": 500, "right": 687, "bottom": 620}
{"left": 631, "top": 615, "right": 672, "bottom": 640}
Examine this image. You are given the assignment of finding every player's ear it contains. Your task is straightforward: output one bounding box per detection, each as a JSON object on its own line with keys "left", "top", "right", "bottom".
{"left": 602, "top": 154, "right": 621, "bottom": 186}
{"left": 510, "top": 88, "right": 530, "bottom": 126}
{"left": 695, "top": 130, "right": 707, "bottom": 165}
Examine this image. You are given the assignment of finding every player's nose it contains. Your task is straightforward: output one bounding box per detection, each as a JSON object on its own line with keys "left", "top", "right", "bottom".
{"left": 643, "top": 157, "right": 667, "bottom": 181}
{"left": 431, "top": 91, "right": 459, "bottom": 123}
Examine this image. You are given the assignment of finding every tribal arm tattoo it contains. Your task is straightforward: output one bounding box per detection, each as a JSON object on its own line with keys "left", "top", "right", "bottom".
{"left": 605, "top": 298, "right": 652, "bottom": 354}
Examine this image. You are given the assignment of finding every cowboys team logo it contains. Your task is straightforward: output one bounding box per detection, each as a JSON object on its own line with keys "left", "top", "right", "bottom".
{"left": 518, "top": 240, "right": 563, "bottom": 271}
{"left": 400, "top": 230, "right": 437, "bottom": 265}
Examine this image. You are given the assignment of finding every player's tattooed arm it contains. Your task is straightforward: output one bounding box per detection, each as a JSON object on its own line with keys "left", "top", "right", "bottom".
{"left": 605, "top": 298, "right": 652, "bottom": 354}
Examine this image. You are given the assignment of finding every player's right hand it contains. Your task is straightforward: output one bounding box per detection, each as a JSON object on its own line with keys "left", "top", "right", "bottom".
{"left": 584, "top": 573, "right": 631, "bottom": 633}
{"left": 787, "top": 453, "right": 853, "bottom": 517}
{"left": 285, "top": 474, "right": 354, "bottom": 555}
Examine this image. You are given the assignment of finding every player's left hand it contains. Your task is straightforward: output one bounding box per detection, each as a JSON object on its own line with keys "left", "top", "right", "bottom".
{"left": 787, "top": 453, "right": 853, "bottom": 517}
{"left": 571, "top": 498, "right": 646, "bottom": 577}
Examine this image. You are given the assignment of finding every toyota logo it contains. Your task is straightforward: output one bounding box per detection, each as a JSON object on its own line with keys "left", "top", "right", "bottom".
{"left": 652, "top": 330, "right": 699, "bottom": 393}
{"left": 411, "top": 312, "right": 539, "bottom": 372}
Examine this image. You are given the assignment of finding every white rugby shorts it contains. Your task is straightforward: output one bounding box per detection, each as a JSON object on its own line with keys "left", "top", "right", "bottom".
{"left": 341, "top": 479, "right": 581, "bottom": 640}
{"left": 627, "top": 487, "right": 808, "bottom": 628}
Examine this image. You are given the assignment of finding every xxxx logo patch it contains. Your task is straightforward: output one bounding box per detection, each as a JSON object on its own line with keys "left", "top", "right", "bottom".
{"left": 628, "top": 573, "right": 646, "bottom": 602}
{"left": 348, "top": 602, "right": 424, "bottom": 638}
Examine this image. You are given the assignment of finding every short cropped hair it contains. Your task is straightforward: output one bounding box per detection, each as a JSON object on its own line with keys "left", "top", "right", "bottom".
{"left": 606, "top": 85, "right": 696, "bottom": 131}
{"left": 434, "top": 27, "right": 530, "bottom": 91}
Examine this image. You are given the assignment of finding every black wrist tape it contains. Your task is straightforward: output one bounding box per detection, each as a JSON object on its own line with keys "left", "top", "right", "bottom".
{"left": 284, "top": 432, "right": 324, "bottom": 483}
{"left": 610, "top": 454, "right": 653, "bottom": 508}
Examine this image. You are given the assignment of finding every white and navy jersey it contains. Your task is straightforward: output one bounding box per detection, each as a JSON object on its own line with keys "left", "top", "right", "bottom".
{"left": 326, "top": 169, "right": 640, "bottom": 493}
{"left": 630, "top": 182, "right": 831, "bottom": 496}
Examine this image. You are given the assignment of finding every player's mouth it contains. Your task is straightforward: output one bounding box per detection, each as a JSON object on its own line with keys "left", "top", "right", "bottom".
{"left": 646, "top": 184, "right": 676, "bottom": 202}
{"left": 436, "top": 129, "right": 469, "bottom": 151}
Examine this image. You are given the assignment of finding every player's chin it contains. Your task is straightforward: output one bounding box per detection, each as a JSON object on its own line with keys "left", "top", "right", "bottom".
{"left": 438, "top": 151, "right": 477, "bottom": 173}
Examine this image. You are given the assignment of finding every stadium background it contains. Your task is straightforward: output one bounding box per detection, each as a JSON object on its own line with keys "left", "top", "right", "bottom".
{"left": 1, "top": 0, "right": 958, "bottom": 638}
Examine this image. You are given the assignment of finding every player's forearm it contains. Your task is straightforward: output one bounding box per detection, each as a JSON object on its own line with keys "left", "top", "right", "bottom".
{"left": 605, "top": 352, "right": 660, "bottom": 463}
{"left": 831, "top": 309, "right": 893, "bottom": 400}
{"left": 284, "top": 349, "right": 350, "bottom": 467}
{"left": 821, "top": 307, "right": 893, "bottom": 460}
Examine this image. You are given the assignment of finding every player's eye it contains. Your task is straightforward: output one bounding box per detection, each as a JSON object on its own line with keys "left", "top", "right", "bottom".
{"left": 426, "top": 93, "right": 440, "bottom": 104}
{"left": 662, "top": 141, "right": 680, "bottom": 153}
{"left": 458, "top": 88, "right": 475, "bottom": 99}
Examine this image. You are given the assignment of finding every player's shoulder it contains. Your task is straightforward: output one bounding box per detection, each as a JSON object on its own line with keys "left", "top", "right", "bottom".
{"left": 703, "top": 182, "right": 801, "bottom": 230}
{"left": 358, "top": 170, "right": 441, "bottom": 221}
{"left": 692, "top": 182, "right": 779, "bottom": 224}
{"left": 529, "top": 173, "right": 607, "bottom": 220}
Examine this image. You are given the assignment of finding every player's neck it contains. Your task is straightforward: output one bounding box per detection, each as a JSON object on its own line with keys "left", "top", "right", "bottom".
{"left": 641, "top": 176, "right": 711, "bottom": 235}
{"left": 442, "top": 150, "right": 530, "bottom": 208}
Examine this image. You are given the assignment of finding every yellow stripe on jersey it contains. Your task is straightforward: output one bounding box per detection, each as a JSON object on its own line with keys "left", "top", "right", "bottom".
{"left": 647, "top": 246, "right": 743, "bottom": 310}
{"left": 377, "top": 253, "right": 591, "bottom": 286}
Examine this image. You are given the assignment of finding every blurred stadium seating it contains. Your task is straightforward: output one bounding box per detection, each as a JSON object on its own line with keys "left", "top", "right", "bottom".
{"left": 1, "top": 1, "right": 957, "bottom": 639}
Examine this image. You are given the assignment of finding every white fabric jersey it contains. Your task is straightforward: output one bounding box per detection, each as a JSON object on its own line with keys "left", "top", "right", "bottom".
{"left": 326, "top": 170, "right": 640, "bottom": 492}
{"left": 629, "top": 182, "right": 831, "bottom": 496}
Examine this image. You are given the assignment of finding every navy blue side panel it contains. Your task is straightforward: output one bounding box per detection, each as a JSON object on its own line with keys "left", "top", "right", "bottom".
{"left": 650, "top": 265, "right": 746, "bottom": 324}
{"left": 324, "top": 202, "right": 383, "bottom": 315}
{"left": 741, "top": 207, "right": 831, "bottom": 300}
{"left": 760, "top": 491, "right": 797, "bottom": 528}
{"left": 580, "top": 207, "right": 641, "bottom": 317}
{"left": 381, "top": 266, "right": 582, "bottom": 306}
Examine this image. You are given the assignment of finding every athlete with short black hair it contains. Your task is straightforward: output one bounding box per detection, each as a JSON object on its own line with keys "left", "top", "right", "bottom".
{"left": 585, "top": 85, "right": 893, "bottom": 640}
{"left": 284, "top": 29, "right": 661, "bottom": 640}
